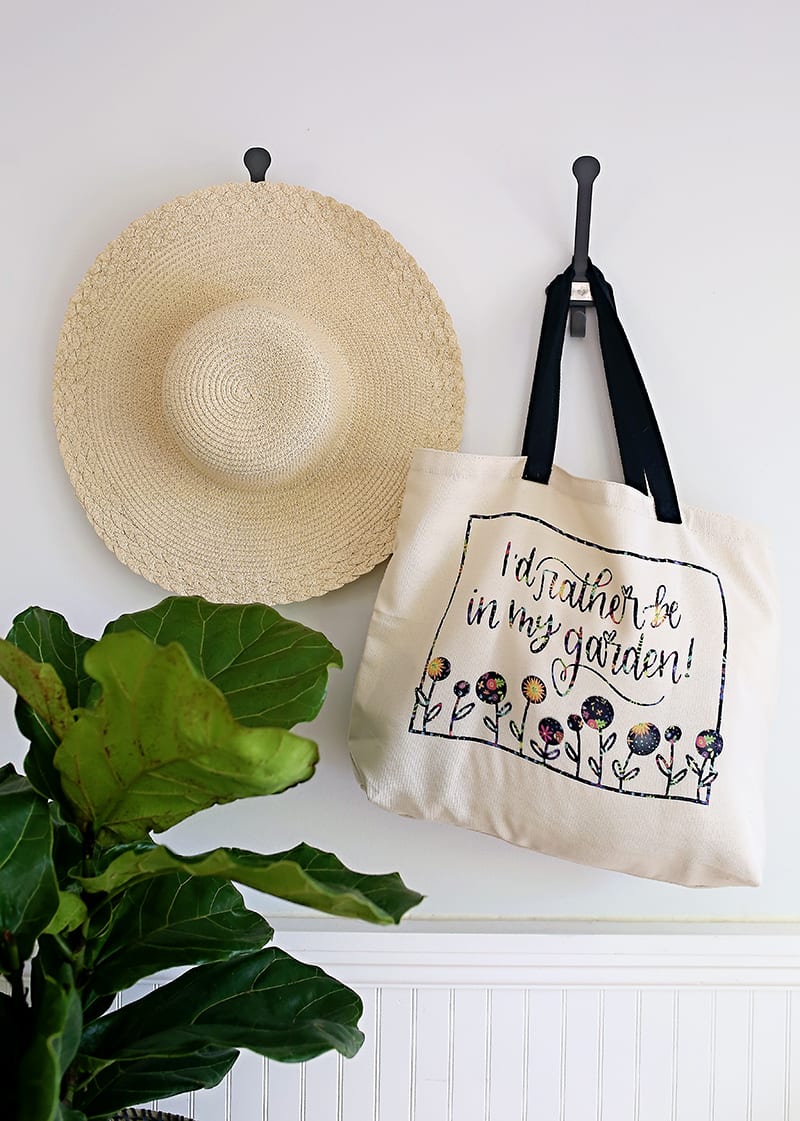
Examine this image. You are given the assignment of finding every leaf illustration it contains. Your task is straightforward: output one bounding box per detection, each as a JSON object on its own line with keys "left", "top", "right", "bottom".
{"left": 545, "top": 748, "right": 560, "bottom": 761}
{"left": 611, "top": 759, "right": 625, "bottom": 780}
{"left": 483, "top": 716, "right": 497, "bottom": 734}
{"left": 104, "top": 597, "right": 342, "bottom": 730}
{"left": 54, "top": 632, "right": 318, "bottom": 843}
{"left": 454, "top": 702, "right": 475, "bottom": 721}
{"left": 686, "top": 754, "right": 700, "bottom": 775}
{"left": 78, "top": 1048, "right": 237, "bottom": 1121}
{"left": 669, "top": 768, "right": 688, "bottom": 786}
{"left": 6, "top": 607, "right": 95, "bottom": 804}
{"left": 509, "top": 719, "right": 522, "bottom": 742}
{"left": 564, "top": 743, "right": 578, "bottom": 763}
{"left": 423, "top": 702, "right": 442, "bottom": 725}
{"left": 77, "top": 946, "right": 364, "bottom": 1067}
{"left": 655, "top": 754, "right": 670, "bottom": 777}
{"left": 626, "top": 767, "right": 640, "bottom": 780}
{"left": 701, "top": 771, "right": 719, "bottom": 787}
{"left": 588, "top": 756, "right": 600, "bottom": 777}
{"left": 601, "top": 732, "right": 617, "bottom": 754}
{"left": 497, "top": 702, "right": 512, "bottom": 718}
{"left": 415, "top": 688, "right": 430, "bottom": 708}
{"left": 81, "top": 841, "right": 424, "bottom": 926}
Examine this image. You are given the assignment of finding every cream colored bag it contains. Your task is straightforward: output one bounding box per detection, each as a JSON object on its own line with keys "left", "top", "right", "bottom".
{"left": 349, "top": 263, "right": 779, "bottom": 886}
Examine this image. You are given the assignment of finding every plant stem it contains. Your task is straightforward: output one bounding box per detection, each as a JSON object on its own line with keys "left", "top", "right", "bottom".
{"left": 664, "top": 742, "right": 674, "bottom": 797}
{"left": 518, "top": 700, "right": 530, "bottom": 754}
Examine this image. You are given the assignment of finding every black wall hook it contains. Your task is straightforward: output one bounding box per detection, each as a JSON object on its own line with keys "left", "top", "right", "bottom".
{"left": 569, "top": 155, "right": 601, "bottom": 337}
{"left": 243, "top": 147, "right": 272, "bottom": 182}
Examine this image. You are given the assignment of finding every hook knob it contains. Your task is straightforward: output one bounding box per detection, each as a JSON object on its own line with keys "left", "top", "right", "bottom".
{"left": 243, "top": 148, "right": 272, "bottom": 182}
{"left": 572, "top": 155, "right": 601, "bottom": 186}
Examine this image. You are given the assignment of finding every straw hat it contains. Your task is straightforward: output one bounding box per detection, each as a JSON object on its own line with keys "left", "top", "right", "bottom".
{"left": 53, "top": 180, "right": 463, "bottom": 603}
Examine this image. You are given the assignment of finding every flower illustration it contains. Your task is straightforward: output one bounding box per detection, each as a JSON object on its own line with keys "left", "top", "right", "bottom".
{"left": 476, "top": 672, "right": 507, "bottom": 705}
{"left": 511, "top": 675, "right": 547, "bottom": 754}
{"left": 448, "top": 680, "right": 475, "bottom": 735}
{"left": 687, "top": 729, "right": 724, "bottom": 804}
{"left": 530, "top": 717, "right": 563, "bottom": 764}
{"left": 581, "top": 696, "right": 616, "bottom": 785}
{"left": 695, "top": 730, "right": 723, "bottom": 759}
{"left": 564, "top": 714, "right": 583, "bottom": 776}
{"left": 614, "top": 722, "right": 660, "bottom": 791}
{"left": 656, "top": 725, "right": 686, "bottom": 796}
{"left": 427, "top": 657, "right": 452, "bottom": 682}
{"left": 581, "top": 696, "right": 614, "bottom": 731}
{"left": 476, "top": 671, "right": 510, "bottom": 747}
{"left": 521, "top": 676, "right": 547, "bottom": 704}
{"left": 412, "top": 654, "right": 453, "bottom": 733}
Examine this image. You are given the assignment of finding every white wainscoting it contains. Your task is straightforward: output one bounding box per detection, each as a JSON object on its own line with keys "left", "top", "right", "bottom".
{"left": 132, "top": 925, "right": 800, "bottom": 1121}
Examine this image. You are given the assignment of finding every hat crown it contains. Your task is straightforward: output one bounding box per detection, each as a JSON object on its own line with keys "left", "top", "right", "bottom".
{"left": 162, "top": 300, "right": 348, "bottom": 485}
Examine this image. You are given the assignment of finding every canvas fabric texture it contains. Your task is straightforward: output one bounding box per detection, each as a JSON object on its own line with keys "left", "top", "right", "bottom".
{"left": 349, "top": 265, "right": 779, "bottom": 888}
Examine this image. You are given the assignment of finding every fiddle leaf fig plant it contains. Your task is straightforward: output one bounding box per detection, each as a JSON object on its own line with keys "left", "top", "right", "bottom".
{"left": 0, "top": 596, "right": 423, "bottom": 1121}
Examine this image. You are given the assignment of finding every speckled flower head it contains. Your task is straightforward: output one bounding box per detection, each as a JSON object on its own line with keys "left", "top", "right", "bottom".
{"left": 453, "top": 680, "right": 470, "bottom": 698}
{"left": 580, "top": 696, "right": 614, "bottom": 731}
{"left": 567, "top": 714, "right": 583, "bottom": 732}
{"left": 538, "top": 717, "right": 564, "bottom": 746}
{"left": 475, "top": 671, "right": 507, "bottom": 705}
{"left": 427, "top": 656, "right": 451, "bottom": 682}
{"left": 665, "top": 725, "right": 682, "bottom": 743}
{"left": 695, "top": 730, "right": 724, "bottom": 759}
{"left": 521, "top": 675, "right": 547, "bottom": 704}
{"left": 627, "top": 722, "right": 661, "bottom": 756}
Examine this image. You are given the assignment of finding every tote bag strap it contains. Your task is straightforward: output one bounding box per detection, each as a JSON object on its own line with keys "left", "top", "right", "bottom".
{"left": 520, "top": 260, "right": 682, "bottom": 524}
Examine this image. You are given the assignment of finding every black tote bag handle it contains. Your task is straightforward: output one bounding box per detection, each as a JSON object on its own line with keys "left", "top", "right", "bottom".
{"left": 521, "top": 261, "right": 682, "bottom": 525}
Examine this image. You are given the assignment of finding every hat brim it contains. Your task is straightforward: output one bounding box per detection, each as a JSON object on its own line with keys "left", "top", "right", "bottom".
{"left": 53, "top": 181, "right": 464, "bottom": 603}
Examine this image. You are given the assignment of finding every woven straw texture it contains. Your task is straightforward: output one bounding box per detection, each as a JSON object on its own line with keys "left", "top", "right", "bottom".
{"left": 53, "top": 181, "right": 464, "bottom": 604}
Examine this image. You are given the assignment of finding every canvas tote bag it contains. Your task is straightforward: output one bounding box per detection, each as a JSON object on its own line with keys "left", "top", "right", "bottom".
{"left": 349, "top": 262, "right": 779, "bottom": 887}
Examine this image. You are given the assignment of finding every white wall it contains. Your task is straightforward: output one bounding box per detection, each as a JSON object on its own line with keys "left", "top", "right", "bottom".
{"left": 1, "top": 0, "right": 797, "bottom": 921}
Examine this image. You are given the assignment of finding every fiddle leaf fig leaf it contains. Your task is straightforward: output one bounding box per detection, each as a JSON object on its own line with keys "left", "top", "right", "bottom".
{"left": 81, "top": 841, "right": 424, "bottom": 925}
{"left": 53, "top": 631, "right": 318, "bottom": 842}
{"left": 0, "top": 637, "right": 72, "bottom": 742}
{"left": 83, "top": 872, "right": 272, "bottom": 1001}
{"left": 104, "top": 596, "right": 343, "bottom": 729}
{"left": 0, "top": 767, "right": 59, "bottom": 964}
{"left": 78, "top": 1047, "right": 238, "bottom": 1121}
{"left": 78, "top": 946, "right": 364, "bottom": 1065}
{"left": 44, "top": 890, "right": 88, "bottom": 937}
{"left": 6, "top": 608, "right": 95, "bottom": 803}
{"left": 17, "top": 956, "right": 82, "bottom": 1121}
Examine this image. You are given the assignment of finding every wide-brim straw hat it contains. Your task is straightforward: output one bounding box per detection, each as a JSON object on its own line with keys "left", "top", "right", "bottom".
{"left": 53, "top": 179, "right": 464, "bottom": 603}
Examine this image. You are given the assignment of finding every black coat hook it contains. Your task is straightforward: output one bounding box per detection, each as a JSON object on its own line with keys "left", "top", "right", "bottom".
{"left": 569, "top": 155, "right": 601, "bottom": 338}
{"left": 243, "top": 147, "right": 272, "bottom": 182}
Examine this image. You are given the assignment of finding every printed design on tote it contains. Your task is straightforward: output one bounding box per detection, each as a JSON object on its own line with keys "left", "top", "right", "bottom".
{"left": 408, "top": 513, "right": 729, "bottom": 805}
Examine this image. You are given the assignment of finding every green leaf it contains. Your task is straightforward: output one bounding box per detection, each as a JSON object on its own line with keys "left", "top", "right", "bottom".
{"left": 44, "top": 890, "right": 88, "bottom": 937}
{"left": 6, "top": 608, "right": 95, "bottom": 803}
{"left": 53, "top": 631, "right": 319, "bottom": 842}
{"left": 84, "top": 872, "right": 272, "bottom": 1001}
{"left": 78, "top": 946, "right": 364, "bottom": 1065}
{"left": 83, "top": 841, "right": 424, "bottom": 926}
{"left": 0, "top": 636, "right": 72, "bottom": 741}
{"left": 17, "top": 956, "right": 82, "bottom": 1121}
{"left": 104, "top": 596, "right": 343, "bottom": 729}
{"left": 0, "top": 767, "right": 59, "bottom": 964}
{"left": 78, "top": 1047, "right": 238, "bottom": 1120}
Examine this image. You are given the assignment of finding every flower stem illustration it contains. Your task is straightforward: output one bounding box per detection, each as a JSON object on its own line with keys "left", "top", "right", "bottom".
{"left": 414, "top": 656, "right": 451, "bottom": 733}
{"left": 686, "top": 729, "right": 724, "bottom": 803}
{"left": 510, "top": 675, "right": 547, "bottom": 755}
{"left": 614, "top": 722, "right": 660, "bottom": 790}
{"left": 448, "top": 679, "right": 475, "bottom": 735}
{"left": 476, "top": 671, "right": 510, "bottom": 747}
{"left": 655, "top": 725, "right": 687, "bottom": 796}
{"left": 564, "top": 714, "right": 583, "bottom": 777}
{"left": 530, "top": 717, "right": 563, "bottom": 765}
{"left": 581, "top": 696, "right": 615, "bottom": 785}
